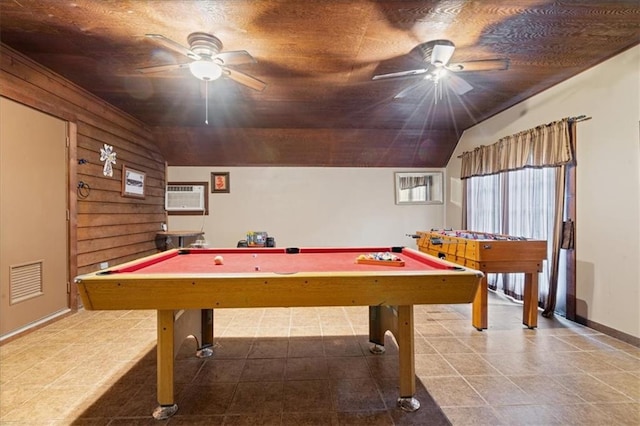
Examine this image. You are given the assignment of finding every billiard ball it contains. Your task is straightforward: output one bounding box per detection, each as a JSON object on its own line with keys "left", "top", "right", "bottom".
{"left": 214, "top": 255, "right": 224, "bottom": 265}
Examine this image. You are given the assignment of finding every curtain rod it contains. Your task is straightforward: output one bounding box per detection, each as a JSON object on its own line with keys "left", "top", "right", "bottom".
{"left": 456, "top": 115, "right": 592, "bottom": 158}
{"left": 568, "top": 115, "right": 592, "bottom": 122}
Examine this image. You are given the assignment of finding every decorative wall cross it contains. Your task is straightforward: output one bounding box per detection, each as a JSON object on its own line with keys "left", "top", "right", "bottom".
{"left": 99, "top": 144, "right": 117, "bottom": 177}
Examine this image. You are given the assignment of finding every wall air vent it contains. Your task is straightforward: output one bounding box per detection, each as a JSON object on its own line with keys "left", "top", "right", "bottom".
{"left": 10, "top": 261, "right": 43, "bottom": 304}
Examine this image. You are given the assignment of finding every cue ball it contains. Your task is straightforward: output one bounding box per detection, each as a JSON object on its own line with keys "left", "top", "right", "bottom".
{"left": 214, "top": 255, "right": 223, "bottom": 265}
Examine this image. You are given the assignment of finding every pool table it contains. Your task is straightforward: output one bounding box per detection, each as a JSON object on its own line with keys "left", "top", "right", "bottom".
{"left": 75, "top": 246, "right": 483, "bottom": 419}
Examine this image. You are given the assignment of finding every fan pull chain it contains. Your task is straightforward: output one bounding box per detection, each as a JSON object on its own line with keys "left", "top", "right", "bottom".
{"left": 204, "top": 81, "right": 209, "bottom": 125}
{"left": 435, "top": 80, "right": 443, "bottom": 105}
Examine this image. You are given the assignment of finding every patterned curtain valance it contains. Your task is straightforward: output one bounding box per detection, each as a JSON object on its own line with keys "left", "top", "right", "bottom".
{"left": 398, "top": 175, "right": 431, "bottom": 190}
{"left": 460, "top": 118, "right": 573, "bottom": 179}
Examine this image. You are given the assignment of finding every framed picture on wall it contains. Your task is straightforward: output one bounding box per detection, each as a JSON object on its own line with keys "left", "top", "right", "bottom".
{"left": 211, "top": 172, "right": 230, "bottom": 193}
{"left": 122, "top": 165, "right": 146, "bottom": 198}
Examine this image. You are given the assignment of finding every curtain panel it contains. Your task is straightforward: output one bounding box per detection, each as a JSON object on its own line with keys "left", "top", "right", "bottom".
{"left": 460, "top": 118, "right": 573, "bottom": 179}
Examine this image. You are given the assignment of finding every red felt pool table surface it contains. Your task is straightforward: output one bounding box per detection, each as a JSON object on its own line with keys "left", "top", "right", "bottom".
{"left": 115, "top": 246, "right": 458, "bottom": 274}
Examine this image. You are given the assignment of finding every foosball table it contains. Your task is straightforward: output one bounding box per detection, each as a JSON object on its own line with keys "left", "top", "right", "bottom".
{"left": 415, "top": 230, "right": 547, "bottom": 330}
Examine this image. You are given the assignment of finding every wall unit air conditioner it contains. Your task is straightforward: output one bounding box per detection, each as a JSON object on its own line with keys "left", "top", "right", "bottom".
{"left": 165, "top": 184, "right": 205, "bottom": 211}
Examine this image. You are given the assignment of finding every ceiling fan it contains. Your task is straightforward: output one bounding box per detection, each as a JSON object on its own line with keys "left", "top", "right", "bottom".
{"left": 137, "top": 32, "right": 266, "bottom": 124}
{"left": 372, "top": 40, "right": 509, "bottom": 103}
{"left": 138, "top": 32, "right": 266, "bottom": 90}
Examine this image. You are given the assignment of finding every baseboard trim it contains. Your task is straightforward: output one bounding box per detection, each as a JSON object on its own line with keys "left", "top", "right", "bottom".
{"left": 575, "top": 315, "right": 639, "bottom": 347}
{"left": 0, "top": 308, "right": 73, "bottom": 345}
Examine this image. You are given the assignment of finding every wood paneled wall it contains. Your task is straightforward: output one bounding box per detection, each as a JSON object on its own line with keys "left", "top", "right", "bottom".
{"left": 0, "top": 44, "right": 166, "bottom": 305}
{"left": 75, "top": 121, "right": 166, "bottom": 273}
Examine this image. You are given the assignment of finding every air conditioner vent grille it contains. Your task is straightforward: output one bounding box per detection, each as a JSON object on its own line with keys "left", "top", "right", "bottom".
{"left": 165, "top": 184, "right": 205, "bottom": 211}
{"left": 167, "top": 185, "right": 195, "bottom": 192}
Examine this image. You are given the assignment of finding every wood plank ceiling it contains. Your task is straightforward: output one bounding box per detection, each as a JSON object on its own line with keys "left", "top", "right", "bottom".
{"left": 1, "top": 1, "right": 638, "bottom": 167}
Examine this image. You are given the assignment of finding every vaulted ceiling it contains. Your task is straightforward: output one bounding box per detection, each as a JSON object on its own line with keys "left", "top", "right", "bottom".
{"left": 1, "top": 1, "right": 638, "bottom": 167}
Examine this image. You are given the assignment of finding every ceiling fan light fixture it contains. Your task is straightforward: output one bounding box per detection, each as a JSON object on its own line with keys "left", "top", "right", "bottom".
{"left": 189, "top": 60, "right": 222, "bottom": 81}
{"left": 431, "top": 44, "right": 455, "bottom": 66}
{"left": 433, "top": 68, "right": 447, "bottom": 79}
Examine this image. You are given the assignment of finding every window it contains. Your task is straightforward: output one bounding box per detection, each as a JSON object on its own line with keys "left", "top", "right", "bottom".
{"left": 466, "top": 167, "right": 556, "bottom": 303}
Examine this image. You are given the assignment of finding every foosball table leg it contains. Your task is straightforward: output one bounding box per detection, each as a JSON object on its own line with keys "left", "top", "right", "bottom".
{"left": 472, "top": 274, "right": 488, "bottom": 330}
{"left": 522, "top": 272, "right": 539, "bottom": 329}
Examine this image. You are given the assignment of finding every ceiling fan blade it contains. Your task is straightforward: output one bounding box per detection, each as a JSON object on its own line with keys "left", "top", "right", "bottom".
{"left": 431, "top": 44, "right": 455, "bottom": 66}
{"left": 136, "top": 63, "right": 190, "bottom": 74}
{"left": 372, "top": 68, "right": 428, "bottom": 80}
{"left": 216, "top": 50, "right": 256, "bottom": 66}
{"left": 447, "top": 73, "right": 473, "bottom": 95}
{"left": 145, "top": 34, "right": 200, "bottom": 60}
{"left": 448, "top": 58, "right": 510, "bottom": 72}
{"left": 393, "top": 80, "right": 428, "bottom": 99}
{"left": 222, "top": 67, "right": 267, "bottom": 91}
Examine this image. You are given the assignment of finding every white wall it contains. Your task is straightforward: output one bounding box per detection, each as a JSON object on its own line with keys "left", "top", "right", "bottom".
{"left": 168, "top": 167, "right": 445, "bottom": 249}
{"left": 445, "top": 46, "right": 640, "bottom": 338}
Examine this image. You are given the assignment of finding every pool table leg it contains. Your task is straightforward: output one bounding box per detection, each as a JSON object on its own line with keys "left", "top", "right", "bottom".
{"left": 153, "top": 310, "right": 178, "bottom": 420}
{"left": 368, "top": 305, "right": 391, "bottom": 352}
{"left": 368, "top": 305, "right": 420, "bottom": 412}
{"left": 196, "top": 309, "right": 214, "bottom": 358}
{"left": 396, "top": 305, "right": 420, "bottom": 411}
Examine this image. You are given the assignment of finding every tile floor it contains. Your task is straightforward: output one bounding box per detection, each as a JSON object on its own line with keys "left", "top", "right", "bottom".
{"left": 1, "top": 292, "right": 638, "bottom": 425}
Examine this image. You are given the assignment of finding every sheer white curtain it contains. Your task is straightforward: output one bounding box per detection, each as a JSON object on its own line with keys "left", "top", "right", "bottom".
{"left": 466, "top": 173, "right": 502, "bottom": 233}
{"left": 398, "top": 175, "right": 430, "bottom": 202}
{"left": 400, "top": 185, "right": 427, "bottom": 203}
